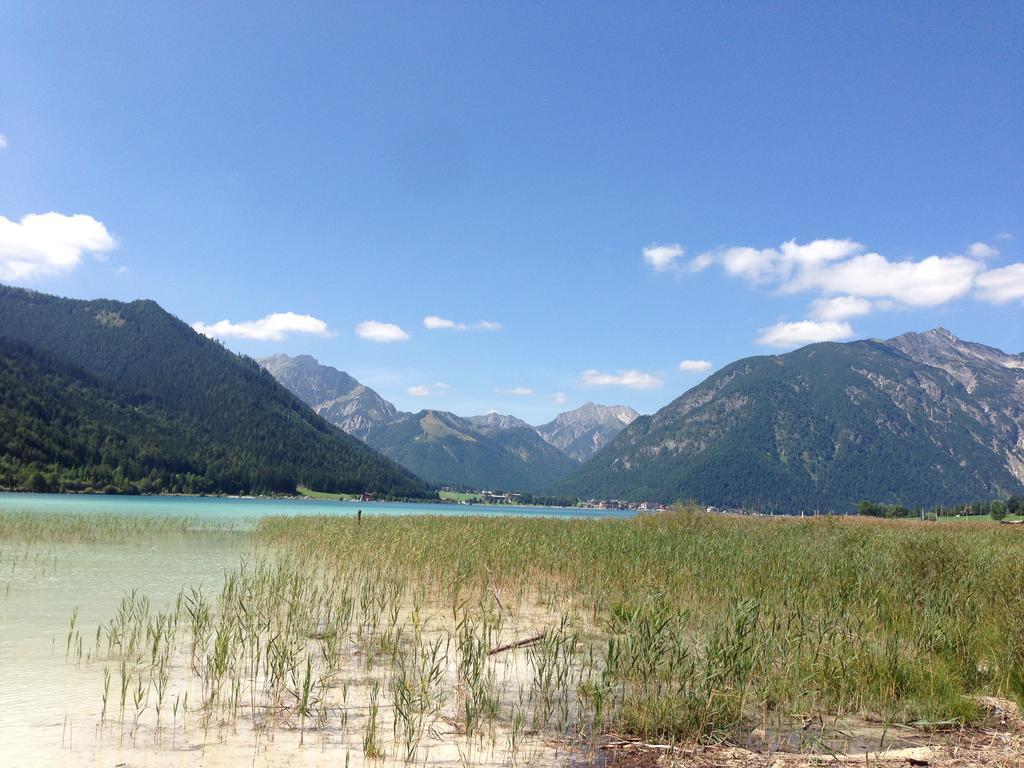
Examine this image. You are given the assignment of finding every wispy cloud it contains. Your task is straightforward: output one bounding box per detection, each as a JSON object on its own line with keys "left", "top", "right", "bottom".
{"left": 423, "top": 315, "right": 502, "bottom": 332}
{"left": 757, "top": 320, "right": 854, "bottom": 348}
{"left": 356, "top": 320, "right": 410, "bottom": 343}
{"left": 0, "top": 134, "right": 7, "bottom": 150}
{"left": 678, "top": 359, "right": 712, "bottom": 373}
{"left": 408, "top": 382, "right": 450, "bottom": 397}
{"left": 423, "top": 315, "right": 466, "bottom": 330}
{"left": 0, "top": 212, "right": 115, "bottom": 282}
{"left": 496, "top": 386, "right": 533, "bottom": 396}
{"left": 580, "top": 369, "right": 663, "bottom": 390}
{"left": 552, "top": 392, "right": 568, "bottom": 405}
{"left": 968, "top": 242, "right": 998, "bottom": 259}
{"left": 193, "top": 312, "right": 330, "bottom": 342}
{"left": 642, "top": 243, "right": 684, "bottom": 272}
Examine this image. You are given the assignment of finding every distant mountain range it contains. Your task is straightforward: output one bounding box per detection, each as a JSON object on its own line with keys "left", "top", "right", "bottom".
{"left": 6, "top": 285, "right": 1018, "bottom": 512}
{"left": 554, "top": 329, "right": 1024, "bottom": 512}
{"left": 0, "top": 286, "right": 431, "bottom": 498}
{"left": 259, "top": 353, "right": 639, "bottom": 491}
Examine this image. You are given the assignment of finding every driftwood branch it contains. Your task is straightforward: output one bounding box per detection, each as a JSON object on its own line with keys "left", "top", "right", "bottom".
{"left": 487, "top": 632, "right": 545, "bottom": 656}
{"left": 600, "top": 738, "right": 676, "bottom": 751}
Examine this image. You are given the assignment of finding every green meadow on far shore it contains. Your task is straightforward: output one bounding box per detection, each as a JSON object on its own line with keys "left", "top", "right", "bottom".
{"left": 295, "top": 485, "right": 362, "bottom": 501}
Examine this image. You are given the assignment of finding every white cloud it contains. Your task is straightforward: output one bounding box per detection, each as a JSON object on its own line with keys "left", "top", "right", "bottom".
{"left": 0, "top": 212, "right": 116, "bottom": 282}
{"left": 496, "top": 386, "right": 533, "bottom": 396}
{"left": 0, "top": 134, "right": 7, "bottom": 149}
{"left": 423, "top": 315, "right": 501, "bottom": 331}
{"left": 995, "top": 231, "right": 1013, "bottom": 241}
{"left": 968, "top": 242, "right": 998, "bottom": 259}
{"left": 678, "top": 359, "right": 712, "bottom": 373}
{"left": 757, "top": 320, "right": 854, "bottom": 348}
{"left": 785, "top": 253, "right": 981, "bottom": 306}
{"left": 718, "top": 246, "right": 779, "bottom": 282}
{"left": 643, "top": 243, "right": 684, "bottom": 272}
{"left": 809, "top": 295, "right": 873, "bottom": 321}
{"left": 193, "top": 312, "right": 329, "bottom": 342}
{"left": 408, "top": 382, "right": 449, "bottom": 397}
{"left": 356, "top": 320, "right": 410, "bottom": 343}
{"left": 552, "top": 392, "right": 568, "bottom": 405}
{"left": 654, "top": 236, "right": 1022, "bottom": 340}
{"left": 580, "top": 369, "right": 663, "bottom": 390}
{"left": 706, "top": 239, "right": 864, "bottom": 284}
{"left": 674, "top": 238, "right": 989, "bottom": 309}
{"left": 976, "top": 263, "right": 1024, "bottom": 303}
{"left": 423, "top": 315, "right": 466, "bottom": 330}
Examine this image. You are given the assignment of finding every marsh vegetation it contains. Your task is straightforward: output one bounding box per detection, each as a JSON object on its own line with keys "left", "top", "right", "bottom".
{"left": 2, "top": 507, "right": 1023, "bottom": 765}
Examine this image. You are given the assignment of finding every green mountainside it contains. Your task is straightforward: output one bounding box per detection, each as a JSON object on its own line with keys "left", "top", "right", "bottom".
{"left": 0, "top": 285, "right": 432, "bottom": 498}
{"left": 553, "top": 330, "right": 1024, "bottom": 512}
{"left": 365, "top": 410, "right": 578, "bottom": 492}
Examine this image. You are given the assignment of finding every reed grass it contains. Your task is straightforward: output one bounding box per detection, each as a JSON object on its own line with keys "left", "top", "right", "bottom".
{"left": 256, "top": 509, "right": 1024, "bottom": 738}
{"left": 0, "top": 510, "right": 245, "bottom": 542}
{"left": 12, "top": 506, "right": 1023, "bottom": 762}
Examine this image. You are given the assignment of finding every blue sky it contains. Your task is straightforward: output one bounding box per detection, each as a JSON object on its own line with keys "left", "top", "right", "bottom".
{"left": 1, "top": 1, "right": 1022, "bottom": 423}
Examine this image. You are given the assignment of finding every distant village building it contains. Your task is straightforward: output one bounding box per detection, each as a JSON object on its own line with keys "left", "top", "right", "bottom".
{"left": 480, "top": 490, "right": 520, "bottom": 504}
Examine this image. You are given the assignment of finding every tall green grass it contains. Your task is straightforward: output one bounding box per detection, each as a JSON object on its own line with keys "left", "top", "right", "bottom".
{"left": 13, "top": 507, "right": 1023, "bottom": 760}
{"left": 258, "top": 509, "right": 1024, "bottom": 736}
{"left": 0, "top": 510, "right": 245, "bottom": 542}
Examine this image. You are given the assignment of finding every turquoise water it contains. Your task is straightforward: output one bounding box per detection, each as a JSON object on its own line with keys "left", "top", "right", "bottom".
{"left": 0, "top": 492, "right": 634, "bottom": 522}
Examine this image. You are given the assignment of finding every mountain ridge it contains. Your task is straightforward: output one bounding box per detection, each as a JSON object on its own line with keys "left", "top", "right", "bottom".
{"left": 553, "top": 329, "right": 1024, "bottom": 511}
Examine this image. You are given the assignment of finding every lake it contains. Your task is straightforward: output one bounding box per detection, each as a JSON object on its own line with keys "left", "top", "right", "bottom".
{"left": 0, "top": 492, "right": 634, "bottom": 523}
{"left": 0, "top": 492, "right": 629, "bottom": 766}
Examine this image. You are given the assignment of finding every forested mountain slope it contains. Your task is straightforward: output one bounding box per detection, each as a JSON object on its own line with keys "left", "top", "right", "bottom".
{"left": 554, "top": 330, "right": 1024, "bottom": 512}
{"left": 0, "top": 286, "right": 431, "bottom": 497}
{"left": 365, "top": 410, "right": 577, "bottom": 492}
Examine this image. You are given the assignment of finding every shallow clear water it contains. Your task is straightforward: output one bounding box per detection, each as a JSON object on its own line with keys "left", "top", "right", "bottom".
{"left": 0, "top": 492, "right": 634, "bottom": 523}
{"left": 0, "top": 532, "right": 247, "bottom": 765}
{"left": 0, "top": 493, "right": 625, "bottom": 766}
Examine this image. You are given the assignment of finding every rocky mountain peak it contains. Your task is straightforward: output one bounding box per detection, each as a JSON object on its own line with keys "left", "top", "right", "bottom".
{"left": 468, "top": 412, "right": 533, "bottom": 432}
{"left": 536, "top": 402, "right": 641, "bottom": 462}
{"left": 886, "top": 329, "right": 1024, "bottom": 392}
{"left": 258, "top": 354, "right": 396, "bottom": 441}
